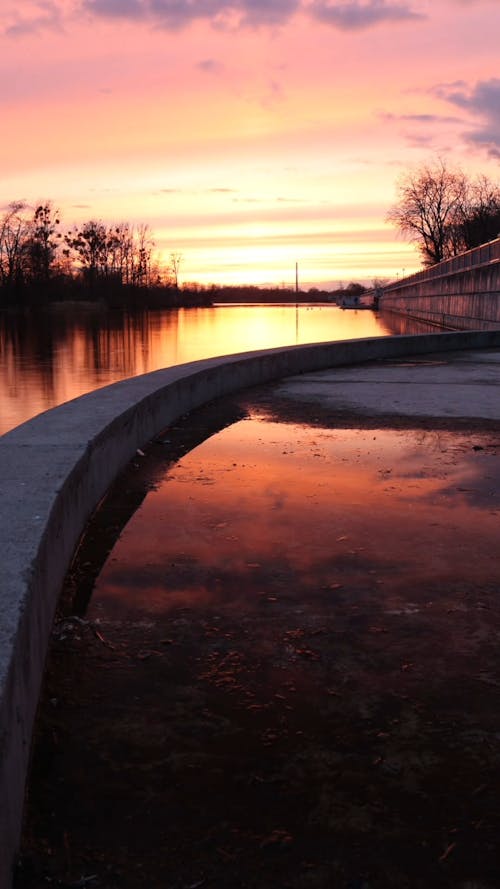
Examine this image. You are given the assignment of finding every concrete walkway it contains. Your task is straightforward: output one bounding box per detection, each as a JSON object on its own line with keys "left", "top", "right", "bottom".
{"left": 273, "top": 348, "right": 500, "bottom": 421}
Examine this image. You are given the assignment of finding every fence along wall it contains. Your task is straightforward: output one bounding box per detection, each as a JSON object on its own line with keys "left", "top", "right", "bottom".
{"left": 380, "top": 237, "right": 500, "bottom": 330}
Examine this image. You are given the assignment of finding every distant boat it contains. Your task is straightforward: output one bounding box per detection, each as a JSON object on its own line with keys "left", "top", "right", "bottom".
{"left": 340, "top": 293, "right": 375, "bottom": 310}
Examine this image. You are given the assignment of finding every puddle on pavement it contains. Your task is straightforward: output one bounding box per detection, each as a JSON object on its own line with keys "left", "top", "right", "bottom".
{"left": 18, "top": 403, "right": 500, "bottom": 889}
{"left": 89, "top": 418, "right": 500, "bottom": 621}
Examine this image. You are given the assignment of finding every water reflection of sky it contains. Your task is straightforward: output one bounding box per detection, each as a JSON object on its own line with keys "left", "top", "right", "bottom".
{"left": 89, "top": 418, "right": 500, "bottom": 622}
{"left": 0, "top": 305, "right": 391, "bottom": 434}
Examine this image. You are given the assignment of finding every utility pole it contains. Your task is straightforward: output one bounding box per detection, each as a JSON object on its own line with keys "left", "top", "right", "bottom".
{"left": 295, "top": 262, "right": 299, "bottom": 343}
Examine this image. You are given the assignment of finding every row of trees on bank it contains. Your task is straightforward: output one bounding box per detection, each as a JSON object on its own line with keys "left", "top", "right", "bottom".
{"left": 0, "top": 198, "right": 367, "bottom": 308}
{"left": 0, "top": 201, "right": 184, "bottom": 305}
{"left": 3, "top": 159, "right": 499, "bottom": 305}
{"left": 387, "top": 158, "right": 500, "bottom": 267}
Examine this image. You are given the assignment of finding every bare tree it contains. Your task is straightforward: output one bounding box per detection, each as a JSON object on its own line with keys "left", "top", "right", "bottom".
{"left": 387, "top": 158, "right": 468, "bottom": 266}
{"left": 459, "top": 175, "right": 500, "bottom": 251}
{"left": 0, "top": 203, "right": 175, "bottom": 303}
{"left": 64, "top": 220, "right": 113, "bottom": 285}
{"left": 106, "top": 223, "right": 134, "bottom": 284}
{"left": 26, "top": 202, "right": 62, "bottom": 285}
{"left": 133, "top": 224, "right": 154, "bottom": 287}
{"left": 169, "top": 252, "right": 183, "bottom": 288}
{"left": 0, "top": 201, "right": 31, "bottom": 292}
{"left": 63, "top": 219, "right": 159, "bottom": 293}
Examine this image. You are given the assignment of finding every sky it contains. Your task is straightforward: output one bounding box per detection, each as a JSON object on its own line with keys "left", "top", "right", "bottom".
{"left": 1, "top": 0, "right": 499, "bottom": 288}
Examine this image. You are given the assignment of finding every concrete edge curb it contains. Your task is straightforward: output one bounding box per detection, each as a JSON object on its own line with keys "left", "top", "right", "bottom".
{"left": 2, "top": 329, "right": 500, "bottom": 885}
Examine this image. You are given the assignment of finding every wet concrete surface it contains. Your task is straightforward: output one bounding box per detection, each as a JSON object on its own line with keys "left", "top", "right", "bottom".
{"left": 274, "top": 349, "right": 500, "bottom": 420}
{"left": 16, "top": 353, "right": 500, "bottom": 889}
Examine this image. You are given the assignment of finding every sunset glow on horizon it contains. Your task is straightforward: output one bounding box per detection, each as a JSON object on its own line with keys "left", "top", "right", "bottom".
{"left": 2, "top": 0, "right": 499, "bottom": 288}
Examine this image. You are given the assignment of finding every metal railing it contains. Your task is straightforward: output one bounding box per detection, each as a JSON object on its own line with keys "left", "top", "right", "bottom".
{"left": 385, "top": 238, "right": 500, "bottom": 292}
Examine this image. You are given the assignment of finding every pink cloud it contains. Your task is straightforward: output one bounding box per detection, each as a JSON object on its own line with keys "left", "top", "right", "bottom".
{"left": 308, "top": 0, "right": 424, "bottom": 30}
{"left": 82, "top": 0, "right": 300, "bottom": 28}
{"left": 3, "top": 1, "right": 65, "bottom": 37}
{"left": 435, "top": 78, "right": 500, "bottom": 158}
{"left": 78, "top": 0, "right": 425, "bottom": 31}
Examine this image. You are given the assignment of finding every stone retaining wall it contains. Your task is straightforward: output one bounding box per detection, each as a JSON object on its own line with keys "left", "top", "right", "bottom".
{"left": 380, "top": 238, "right": 500, "bottom": 329}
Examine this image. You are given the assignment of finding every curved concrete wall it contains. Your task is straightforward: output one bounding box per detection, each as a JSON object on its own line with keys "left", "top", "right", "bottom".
{"left": 2, "top": 329, "right": 500, "bottom": 885}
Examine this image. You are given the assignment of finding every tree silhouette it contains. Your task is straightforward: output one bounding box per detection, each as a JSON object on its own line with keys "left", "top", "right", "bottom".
{"left": 388, "top": 158, "right": 500, "bottom": 266}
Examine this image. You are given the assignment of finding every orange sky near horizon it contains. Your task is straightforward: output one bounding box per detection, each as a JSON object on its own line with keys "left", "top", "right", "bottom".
{"left": 1, "top": 0, "right": 499, "bottom": 288}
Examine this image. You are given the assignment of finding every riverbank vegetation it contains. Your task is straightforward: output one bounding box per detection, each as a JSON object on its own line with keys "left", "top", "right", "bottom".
{"left": 0, "top": 201, "right": 364, "bottom": 309}
{"left": 3, "top": 159, "right": 499, "bottom": 308}
{"left": 0, "top": 202, "right": 204, "bottom": 308}
{"left": 388, "top": 158, "right": 500, "bottom": 267}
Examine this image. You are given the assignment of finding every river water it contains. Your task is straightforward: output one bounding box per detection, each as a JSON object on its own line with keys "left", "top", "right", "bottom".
{"left": 0, "top": 303, "right": 392, "bottom": 435}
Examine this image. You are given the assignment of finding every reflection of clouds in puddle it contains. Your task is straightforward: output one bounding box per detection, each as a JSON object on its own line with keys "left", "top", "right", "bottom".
{"left": 434, "top": 455, "right": 500, "bottom": 509}
{"left": 361, "top": 429, "right": 500, "bottom": 510}
{"left": 398, "top": 448, "right": 500, "bottom": 510}
{"left": 94, "top": 546, "right": 398, "bottom": 617}
{"left": 90, "top": 421, "right": 500, "bottom": 617}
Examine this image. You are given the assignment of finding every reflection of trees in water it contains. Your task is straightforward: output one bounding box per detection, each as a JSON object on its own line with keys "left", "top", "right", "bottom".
{"left": 81, "top": 308, "right": 155, "bottom": 377}
{"left": 412, "top": 427, "right": 452, "bottom": 455}
{"left": 0, "top": 305, "right": 179, "bottom": 385}
{"left": 0, "top": 306, "right": 187, "bottom": 432}
{"left": 87, "top": 308, "right": 184, "bottom": 376}
{"left": 0, "top": 309, "right": 57, "bottom": 395}
{"left": 1, "top": 304, "right": 389, "bottom": 433}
